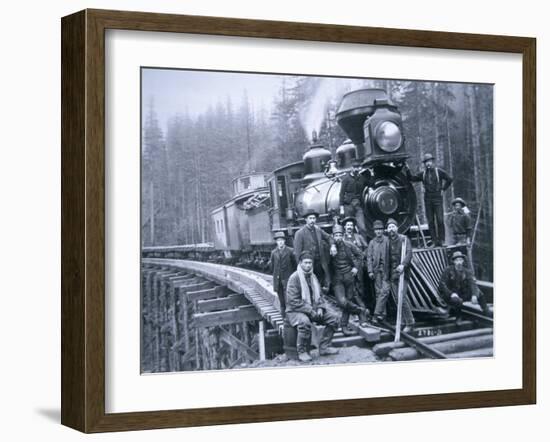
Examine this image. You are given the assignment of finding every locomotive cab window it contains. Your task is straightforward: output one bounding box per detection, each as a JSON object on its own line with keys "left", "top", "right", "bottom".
{"left": 277, "top": 176, "right": 289, "bottom": 213}
{"left": 241, "top": 177, "right": 251, "bottom": 190}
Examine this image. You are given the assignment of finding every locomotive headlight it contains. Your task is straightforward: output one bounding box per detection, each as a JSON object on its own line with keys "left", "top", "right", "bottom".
{"left": 375, "top": 121, "right": 402, "bottom": 152}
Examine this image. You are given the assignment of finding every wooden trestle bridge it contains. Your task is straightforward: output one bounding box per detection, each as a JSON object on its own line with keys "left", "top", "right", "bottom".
{"left": 141, "top": 259, "right": 285, "bottom": 372}
{"left": 142, "top": 247, "right": 493, "bottom": 373}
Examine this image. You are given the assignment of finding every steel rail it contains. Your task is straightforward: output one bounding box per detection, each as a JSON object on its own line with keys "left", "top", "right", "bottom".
{"left": 380, "top": 320, "right": 448, "bottom": 359}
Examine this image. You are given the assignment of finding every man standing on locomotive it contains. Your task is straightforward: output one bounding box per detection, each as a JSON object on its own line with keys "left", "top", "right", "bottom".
{"left": 447, "top": 197, "right": 472, "bottom": 245}
{"left": 386, "top": 218, "right": 415, "bottom": 332}
{"left": 406, "top": 153, "right": 453, "bottom": 247}
{"left": 331, "top": 224, "right": 369, "bottom": 336}
{"left": 339, "top": 158, "right": 370, "bottom": 237}
{"left": 293, "top": 210, "right": 337, "bottom": 293}
{"left": 439, "top": 251, "right": 491, "bottom": 322}
{"left": 285, "top": 251, "right": 340, "bottom": 362}
{"left": 268, "top": 231, "right": 296, "bottom": 318}
{"left": 366, "top": 220, "right": 391, "bottom": 323}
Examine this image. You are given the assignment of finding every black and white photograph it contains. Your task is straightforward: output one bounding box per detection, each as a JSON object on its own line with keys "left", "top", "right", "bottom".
{"left": 140, "top": 68, "right": 494, "bottom": 373}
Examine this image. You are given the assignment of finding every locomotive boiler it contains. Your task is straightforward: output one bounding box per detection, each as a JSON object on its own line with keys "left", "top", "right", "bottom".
{"left": 293, "top": 88, "right": 417, "bottom": 238}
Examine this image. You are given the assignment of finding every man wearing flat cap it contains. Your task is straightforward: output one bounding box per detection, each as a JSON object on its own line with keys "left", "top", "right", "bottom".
{"left": 268, "top": 231, "right": 296, "bottom": 318}
{"left": 439, "top": 251, "right": 490, "bottom": 321}
{"left": 339, "top": 158, "right": 370, "bottom": 237}
{"left": 366, "top": 220, "right": 391, "bottom": 322}
{"left": 285, "top": 251, "right": 340, "bottom": 362}
{"left": 331, "top": 224, "right": 369, "bottom": 335}
{"left": 406, "top": 153, "right": 453, "bottom": 247}
{"left": 447, "top": 197, "right": 472, "bottom": 245}
{"left": 293, "top": 210, "right": 337, "bottom": 292}
{"left": 386, "top": 218, "right": 415, "bottom": 331}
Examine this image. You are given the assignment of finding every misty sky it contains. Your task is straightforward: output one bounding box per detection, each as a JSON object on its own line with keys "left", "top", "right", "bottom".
{"left": 142, "top": 68, "right": 286, "bottom": 132}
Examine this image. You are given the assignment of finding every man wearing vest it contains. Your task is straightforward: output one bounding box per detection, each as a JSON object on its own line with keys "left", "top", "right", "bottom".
{"left": 406, "top": 153, "right": 453, "bottom": 247}
{"left": 293, "top": 210, "right": 337, "bottom": 292}
{"left": 268, "top": 231, "right": 297, "bottom": 318}
{"left": 286, "top": 251, "right": 340, "bottom": 362}
{"left": 331, "top": 224, "right": 369, "bottom": 336}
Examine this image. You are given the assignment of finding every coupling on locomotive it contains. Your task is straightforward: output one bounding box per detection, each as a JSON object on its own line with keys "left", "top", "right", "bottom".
{"left": 205, "top": 88, "right": 491, "bottom": 360}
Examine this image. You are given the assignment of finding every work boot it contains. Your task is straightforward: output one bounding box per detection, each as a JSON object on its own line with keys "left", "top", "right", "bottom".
{"left": 340, "top": 311, "right": 349, "bottom": 329}
{"left": 454, "top": 311, "right": 466, "bottom": 325}
{"left": 319, "top": 346, "right": 339, "bottom": 356}
{"left": 359, "top": 307, "right": 370, "bottom": 325}
{"left": 341, "top": 325, "right": 355, "bottom": 336}
{"left": 296, "top": 334, "right": 312, "bottom": 362}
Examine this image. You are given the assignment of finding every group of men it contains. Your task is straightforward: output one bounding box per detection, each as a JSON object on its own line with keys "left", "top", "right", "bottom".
{"left": 267, "top": 152, "right": 488, "bottom": 363}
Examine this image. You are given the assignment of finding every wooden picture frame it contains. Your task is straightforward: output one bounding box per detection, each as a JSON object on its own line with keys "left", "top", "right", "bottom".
{"left": 61, "top": 8, "right": 536, "bottom": 433}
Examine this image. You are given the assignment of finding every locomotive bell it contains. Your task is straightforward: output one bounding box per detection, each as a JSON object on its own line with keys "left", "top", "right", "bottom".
{"left": 335, "top": 139, "right": 357, "bottom": 169}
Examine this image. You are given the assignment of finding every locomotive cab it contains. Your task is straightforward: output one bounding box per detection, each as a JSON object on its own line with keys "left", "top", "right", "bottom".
{"left": 268, "top": 161, "right": 305, "bottom": 231}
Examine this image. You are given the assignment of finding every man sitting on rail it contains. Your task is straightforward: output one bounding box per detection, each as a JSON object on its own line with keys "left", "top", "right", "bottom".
{"left": 286, "top": 251, "right": 340, "bottom": 362}
{"left": 268, "top": 231, "right": 296, "bottom": 318}
{"left": 439, "top": 251, "right": 491, "bottom": 322}
{"left": 293, "top": 210, "right": 337, "bottom": 293}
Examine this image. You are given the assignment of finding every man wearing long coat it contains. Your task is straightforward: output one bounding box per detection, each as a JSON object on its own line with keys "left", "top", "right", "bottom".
{"left": 293, "top": 210, "right": 336, "bottom": 291}
{"left": 269, "top": 231, "right": 296, "bottom": 317}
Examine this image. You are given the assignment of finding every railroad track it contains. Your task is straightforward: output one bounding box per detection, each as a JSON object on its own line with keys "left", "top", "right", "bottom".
{"left": 372, "top": 317, "right": 493, "bottom": 361}
{"left": 141, "top": 258, "right": 493, "bottom": 372}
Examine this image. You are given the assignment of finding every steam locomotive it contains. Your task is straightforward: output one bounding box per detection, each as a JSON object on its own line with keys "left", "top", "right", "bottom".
{"left": 209, "top": 88, "right": 419, "bottom": 265}
{"left": 142, "top": 88, "right": 494, "bottom": 316}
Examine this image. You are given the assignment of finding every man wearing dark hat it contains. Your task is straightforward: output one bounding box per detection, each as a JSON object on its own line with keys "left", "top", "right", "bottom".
{"left": 339, "top": 158, "right": 370, "bottom": 237}
{"left": 331, "top": 224, "right": 369, "bottom": 335}
{"left": 439, "top": 251, "right": 490, "bottom": 321}
{"left": 447, "top": 197, "right": 472, "bottom": 245}
{"left": 268, "top": 231, "right": 297, "bottom": 318}
{"left": 406, "top": 153, "right": 453, "bottom": 247}
{"left": 386, "top": 218, "right": 415, "bottom": 331}
{"left": 342, "top": 217, "right": 369, "bottom": 252}
{"left": 286, "top": 251, "right": 340, "bottom": 362}
{"left": 366, "top": 220, "right": 391, "bottom": 322}
{"left": 342, "top": 216, "right": 370, "bottom": 308}
{"left": 293, "top": 210, "right": 337, "bottom": 292}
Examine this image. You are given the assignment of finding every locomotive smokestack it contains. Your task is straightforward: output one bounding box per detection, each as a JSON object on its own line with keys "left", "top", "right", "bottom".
{"left": 311, "top": 130, "right": 318, "bottom": 144}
